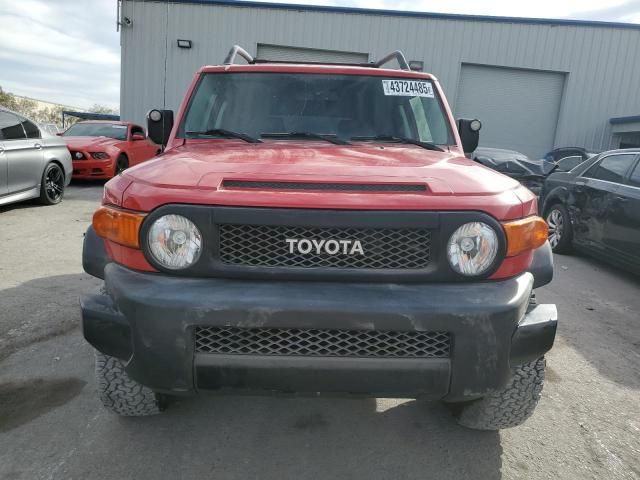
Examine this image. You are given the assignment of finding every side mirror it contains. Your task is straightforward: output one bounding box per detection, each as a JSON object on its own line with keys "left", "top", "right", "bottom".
{"left": 131, "top": 133, "right": 146, "bottom": 141}
{"left": 56, "top": 132, "right": 63, "bottom": 136}
{"left": 457, "top": 118, "right": 482, "bottom": 154}
{"left": 146, "top": 109, "right": 174, "bottom": 146}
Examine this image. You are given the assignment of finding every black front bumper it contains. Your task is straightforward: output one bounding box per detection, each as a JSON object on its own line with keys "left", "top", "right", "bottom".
{"left": 81, "top": 260, "right": 557, "bottom": 401}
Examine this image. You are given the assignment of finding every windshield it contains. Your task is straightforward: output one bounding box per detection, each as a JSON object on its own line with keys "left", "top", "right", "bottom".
{"left": 180, "top": 73, "right": 454, "bottom": 145}
{"left": 63, "top": 123, "right": 127, "bottom": 140}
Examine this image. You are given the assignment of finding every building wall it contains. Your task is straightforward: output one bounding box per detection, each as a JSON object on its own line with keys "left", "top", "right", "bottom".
{"left": 120, "top": 0, "right": 640, "bottom": 155}
{"left": 11, "top": 95, "right": 80, "bottom": 113}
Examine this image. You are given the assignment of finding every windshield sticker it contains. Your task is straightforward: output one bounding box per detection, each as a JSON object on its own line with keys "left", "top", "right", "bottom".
{"left": 112, "top": 125, "right": 127, "bottom": 129}
{"left": 382, "top": 80, "right": 434, "bottom": 98}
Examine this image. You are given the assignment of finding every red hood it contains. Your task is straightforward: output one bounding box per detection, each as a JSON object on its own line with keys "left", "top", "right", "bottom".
{"left": 116, "top": 140, "right": 536, "bottom": 219}
{"left": 64, "top": 136, "right": 120, "bottom": 149}
{"left": 126, "top": 141, "right": 518, "bottom": 193}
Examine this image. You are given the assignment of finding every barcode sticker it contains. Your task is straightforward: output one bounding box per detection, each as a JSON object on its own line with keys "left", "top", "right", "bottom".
{"left": 382, "top": 80, "right": 434, "bottom": 97}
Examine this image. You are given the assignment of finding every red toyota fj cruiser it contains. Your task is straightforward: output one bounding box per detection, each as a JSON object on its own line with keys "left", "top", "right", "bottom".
{"left": 81, "top": 46, "right": 557, "bottom": 430}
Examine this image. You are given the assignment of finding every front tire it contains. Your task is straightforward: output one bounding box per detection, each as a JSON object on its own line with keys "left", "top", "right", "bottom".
{"left": 455, "top": 357, "right": 546, "bottom": 430}
{"left": 115, "top": 154, "right": 129, "bottom": 176}
{"left": 39, "top": 162, "right": 65, "bottom": 205}
{"left": 95, "top": 351, "right": 164, "bottom": 416}
{"left": 546, "top": 203, "right": 573, "bottom": 253}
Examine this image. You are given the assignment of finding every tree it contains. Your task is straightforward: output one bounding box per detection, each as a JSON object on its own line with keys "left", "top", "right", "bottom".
{"left": 0, "top": 84, "right": 82, "bottom": 127}
{"left": 89, "top": 104, "right": 120, "bottom": 115}
{"left": 0, "top": 85, "right": 18, "bottom": 110}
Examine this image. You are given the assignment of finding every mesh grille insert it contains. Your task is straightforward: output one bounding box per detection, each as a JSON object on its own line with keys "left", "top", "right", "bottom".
{"left": 223, "top": 180, "right": 426, "bottom": 192}
{"left": 195, "top": 327, "right": 451, "bottom": 358}
{"left": 219, "top": 225, "right": 431, "bottom": 270}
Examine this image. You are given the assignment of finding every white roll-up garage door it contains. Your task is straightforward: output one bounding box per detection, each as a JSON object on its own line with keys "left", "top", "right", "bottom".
{"left": 257, "top": 44, "right": 369, "bottom": 64}
{"left": 455, "top": 64, "right": 565, "bottom": 159}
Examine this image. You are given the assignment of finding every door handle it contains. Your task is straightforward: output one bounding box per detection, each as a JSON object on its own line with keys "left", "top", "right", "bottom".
{"left": 34, "top": 143, "right": 42, "bottom": 150}
{"left": 614, "top": 196, "right": 628, "bottom": 203}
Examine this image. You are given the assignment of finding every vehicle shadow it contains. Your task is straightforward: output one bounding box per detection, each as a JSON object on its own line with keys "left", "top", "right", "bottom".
{"left": 0, "top": 181, "right": 105, "bottom": 214}
{"left": 70, "top": 179, "right": 108, "bottom": 188}
{"left": 0, "top": 274, "right": 102, "bottom": 362}
{"left": 0, "top": 273, "right": 503, "bottom": 480}
{"left": 538, "top": 252, "right": 640, "bottom": 390}
{"left": 0, "top": 197, "right": 47, "bottom": 214}
{"left": 109, "top": 394, "right": 503, "bottom": 480}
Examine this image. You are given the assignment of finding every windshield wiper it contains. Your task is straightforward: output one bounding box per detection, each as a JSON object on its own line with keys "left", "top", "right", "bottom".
{"left": 185, "top": 129, "right": 262, "bottom": 143}
{"left": 351, "top": 135, "right": 445, "bottom": 152}
{"left": 261, "top": 132, "right": 350, "bottom": 145}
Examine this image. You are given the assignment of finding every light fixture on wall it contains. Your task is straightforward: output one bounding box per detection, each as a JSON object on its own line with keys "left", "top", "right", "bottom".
{"left": 177, "top": 39, "right": 193, "bottom": 49}
{"left": 409, "top": 60, "right": 424, "bottom": 72}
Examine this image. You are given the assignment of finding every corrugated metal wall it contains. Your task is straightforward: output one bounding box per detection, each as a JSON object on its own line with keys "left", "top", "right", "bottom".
{"left": 120, "top": 0, "right": 640, "bottom": 154}
{"left": 455, "top": 64, "right": 566, "bottom": 157}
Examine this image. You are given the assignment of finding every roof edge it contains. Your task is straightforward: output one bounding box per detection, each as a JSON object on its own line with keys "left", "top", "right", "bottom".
{"left": 131, "top": 0, "right": 640, "bottom": 30}
{"left": 610, "top": 115, "right": 640, "bottom": 124}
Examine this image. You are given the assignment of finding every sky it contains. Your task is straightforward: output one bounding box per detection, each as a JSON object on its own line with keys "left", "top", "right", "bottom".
{"left": 0, "top": 0, "right": 639, "bottom": 111}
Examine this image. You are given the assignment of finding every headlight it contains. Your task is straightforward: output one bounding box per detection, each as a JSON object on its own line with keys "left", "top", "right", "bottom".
{"left": 91, "top": 152, "right": 109, "bottom": 160}
{"left": 147, "top": 214, "right": 202, "bottom": 270}
{"left": 447, "top": 222, "right": 499, "bottom": 276}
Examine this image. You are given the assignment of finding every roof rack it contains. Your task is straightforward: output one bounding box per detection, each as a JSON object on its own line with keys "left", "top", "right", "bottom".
{"left": 373, "top": 51, "right": 410, "bottom": 70}
{"left": 251, "top": 58, "right": 375, "bottom": 68}
{"left": 223, "top": 45, "right": 411, "bottom": 71}
{"left": 224, "top": 45, "right": 254, "bottom": 65}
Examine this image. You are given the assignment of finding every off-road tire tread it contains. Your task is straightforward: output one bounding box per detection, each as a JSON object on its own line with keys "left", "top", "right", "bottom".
{"left": 457, "top": 357, "right": 545, "bottom": 430}
{"left": 95, "top": 351, "right": 162, "bottom": 416}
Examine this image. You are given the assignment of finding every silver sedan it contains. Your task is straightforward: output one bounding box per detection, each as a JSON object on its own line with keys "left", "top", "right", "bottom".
{"left": 0, "top": 107, "right": 72, "bottom": 206}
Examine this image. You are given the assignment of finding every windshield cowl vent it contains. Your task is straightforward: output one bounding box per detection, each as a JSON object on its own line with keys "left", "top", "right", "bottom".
{"left": 222, "top": 180, "right": 427, "bottom": 193}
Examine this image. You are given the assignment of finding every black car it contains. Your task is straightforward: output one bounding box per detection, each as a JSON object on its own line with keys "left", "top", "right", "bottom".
{"left": 543, "top": 147, "right": 599, "bottom": 163}
{"left": 472, "top": 147, "right": 555, "bottom": 195}
{"left": 540, "top": 149, "right": 640, "bottom": 274}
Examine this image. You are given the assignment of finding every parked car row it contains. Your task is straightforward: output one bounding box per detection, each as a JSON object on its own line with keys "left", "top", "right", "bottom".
{"left": 540, "top": 149, "right": 640, "bottom": 274}
{"left": 472, "top": 146, "right": 601, "bottom": 194}
{"left": 472, "top": 147, "right": 555, "bottom": 195}
{"left": 61, "top": 121, "right": 160, "bottom": 179}
{"left": 0, "top": 106, "right": 159, "bottom": 207}
{"left": 472, "top": 144, "right": 639, "bottom": 274}
{"left": 0, "top": 106, "right": 72, "bottom": 206}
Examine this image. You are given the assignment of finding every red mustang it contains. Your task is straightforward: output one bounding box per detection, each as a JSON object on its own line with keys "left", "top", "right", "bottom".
{"left": 62, "top": 121, "right": 160, "bottom": 179}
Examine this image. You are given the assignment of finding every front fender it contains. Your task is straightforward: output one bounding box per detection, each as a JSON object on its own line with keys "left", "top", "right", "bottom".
{"left": 527, "top": 241, "right": 554, "bottom": 289}
{"left": 540, "top": 186, "right": 570, "bottom": 214}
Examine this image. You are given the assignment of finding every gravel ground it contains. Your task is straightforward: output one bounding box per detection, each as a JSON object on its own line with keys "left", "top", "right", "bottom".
{"left": 0, "top": 184, "right": 638, "bottom": 480}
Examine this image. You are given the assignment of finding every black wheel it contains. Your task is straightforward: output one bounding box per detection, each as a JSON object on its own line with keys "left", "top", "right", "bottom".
{"left": 545, "top": 203, "right": 573, "bottom": 253}
{"left": 39, "top": 162, "right": 65, "bottom": 205}
{"left": 115, "top": 154, "right": 129, "bottom": 175}
{"left": 95, "top": 351, "right": 165, "bottom": 416}
{"left": 454, "top": 357, "right": 546, "bottom": 430}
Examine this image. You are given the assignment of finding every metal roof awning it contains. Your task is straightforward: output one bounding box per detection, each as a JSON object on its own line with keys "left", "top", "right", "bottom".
{"left": 62, "top": 110, "right": 120, "bottom": 127}
{"left": 610, "top": 115, "right": 640, "bottom": 134}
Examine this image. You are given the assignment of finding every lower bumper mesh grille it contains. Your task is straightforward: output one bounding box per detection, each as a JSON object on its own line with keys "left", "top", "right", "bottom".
{"left": 195, "top": 327, "right": 451, "bottom": 358}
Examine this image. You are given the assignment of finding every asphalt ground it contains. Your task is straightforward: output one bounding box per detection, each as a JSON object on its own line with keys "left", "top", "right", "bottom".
{"left": 1, "top": 183, "right": 639, "bottom": 480}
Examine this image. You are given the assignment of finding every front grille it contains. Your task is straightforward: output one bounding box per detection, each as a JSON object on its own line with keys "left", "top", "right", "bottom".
{"left": 223, "top": 180, "right": 426, "bottom": 192}
{"left": 219, "top": 225, "right": 431, "bottom": 269}
{"left": 195, "top": 327, "right": 451, "bottom": 358}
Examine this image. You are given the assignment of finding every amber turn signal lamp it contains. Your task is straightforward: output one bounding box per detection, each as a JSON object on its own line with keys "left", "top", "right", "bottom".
{"left": 502, "top": 216, "right": 548, "bottom": 257}
{"left": 93, "top": 206, "right": 146, "bottom": 248}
